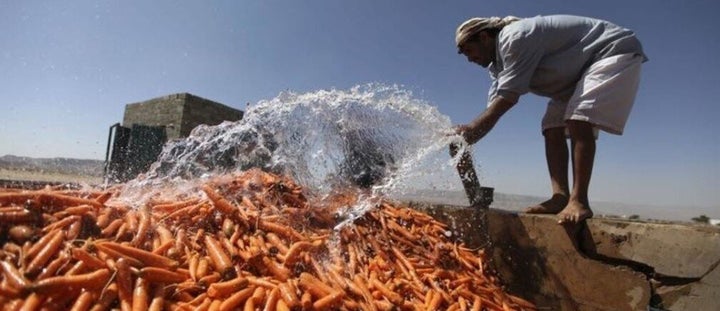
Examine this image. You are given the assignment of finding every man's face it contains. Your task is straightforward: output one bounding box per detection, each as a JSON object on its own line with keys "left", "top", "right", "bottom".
{"left": 459, "top": 32, "right": 494, "bottom": 68}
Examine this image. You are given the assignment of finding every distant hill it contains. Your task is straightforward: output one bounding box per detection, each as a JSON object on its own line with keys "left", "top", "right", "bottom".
{"left": 0, "top": 155, "right": 104, "bottom": 177}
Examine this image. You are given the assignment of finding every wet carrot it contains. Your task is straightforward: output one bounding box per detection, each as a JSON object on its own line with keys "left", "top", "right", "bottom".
{"left": 95, "top": 241, "right": 178, "bottom": 269}
{"left": 30, "top": 268, "right": 111, "bottom": 295}
{"left": 277, "top": 282, "right": 300, "bottom": 308}
{"left": 138, "top": 267, "right": 187, "bottom": 283}
{"left": 202, "top": 185, "right": 239, "bottom": 216}
{"left": 218, "top": 286, "right": 255, "bottom": 311}
{"left": 0, "top": 209, "right": 35, "bottom": 223}
{"left": 132, "top": 277, "right": 150, "bottom": 311}
{"left": 148, "top": 285, "right": 167, "bottom": 311}
{"left": 262, "top": 257, "right": 290, "bottom": 282}
{"left": 25, "top": 229, "right": 64, "bottom": 277}
{"left": 96, "top": 244, "right": 144, "bottom": 268}
{"left": 299, "top": 272, "right": 334, "bottom": 298}
{"left": 100, "top": 218, "right": 124, "bottom": 237}
{"left": 195, "top": 256, "right": 210, "bottom": 279}
{"left": 370, "top": 277, "right": 404, "bottom": 305}
{"left": 41, "top": 192, "right": 105, "bottom": 209}
{"left": 152, "top": 240, "right": 175, "bottom": 255}
{"left": 70, "top": 290, "right": 96, "bottom": 311}
{"left": 54, "top": 205, "right": 95, "bottom": 218}
{"left": 152, "top": 198, "right": 200, "bottom": 213}
{"left": 313, "top": 291, "right": 344, "bottom": 310}
{"left": 275, "top": 299, "right": 291, "bottom": 311}
{"left": 20, "top": 292, "right": 43, "bottom": 311}
{"left": 282, "top": 241, "right": 313, "bottom": 268}
{"left": 36, "top": 251, "right": 71, "bottom": 280}
{"left": 71, "top": 248, "right": 107, "bottom": 270}
{"left": 471, "top": 296, "right": 482, "bottom": 311}
{"left": 263, "top": 287, "right": 280, "bottom": 311}
{"left": 300, "top": 291, "right": 313, "bottom": 310}
{"left": 204, "top": 235, "right": 234, "bottom": 279}
{"left": 90, "top": 279, "right": 119, "bottom": 311}
{"left": 197, "top": 272, "right": 222, "bottom": 287}
{"left": 132, "top": 209, "right": 151, "bottom": 247}
{"left": 258, "top": 221, "right": 305, "bottom": 242}
{"left": 0, "top": 260, "right": 29, "bottom": 290}
{"left": 207, "top": 275, "right": 250, "bottom": 299}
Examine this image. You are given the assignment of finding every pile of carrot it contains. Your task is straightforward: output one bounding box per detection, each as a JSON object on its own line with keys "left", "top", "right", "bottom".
{"left": 0, "top": 169, "right": 536, "bottom": 310}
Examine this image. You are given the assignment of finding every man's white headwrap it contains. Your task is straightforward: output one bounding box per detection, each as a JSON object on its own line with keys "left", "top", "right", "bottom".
{"left": 455, "top": 16, "right": 521, "bottom": 49}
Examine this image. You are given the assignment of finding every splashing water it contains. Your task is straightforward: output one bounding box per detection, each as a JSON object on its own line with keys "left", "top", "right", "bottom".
{"left": 114, "top": 83, "right": 475, "bottom": 222}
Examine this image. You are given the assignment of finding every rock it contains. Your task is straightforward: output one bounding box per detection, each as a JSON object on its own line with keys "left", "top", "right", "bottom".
{"left": 585, "top": 219, "right": 720, "bottom": 278}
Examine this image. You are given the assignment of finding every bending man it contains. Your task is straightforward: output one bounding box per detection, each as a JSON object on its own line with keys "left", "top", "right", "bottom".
{"left": 454, "top": 15, "right": 647, "bottom": 224}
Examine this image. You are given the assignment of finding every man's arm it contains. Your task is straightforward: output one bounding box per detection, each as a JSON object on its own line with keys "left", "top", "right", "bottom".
{"left": 456, "top": 95, "right": 517, "bottom": 145}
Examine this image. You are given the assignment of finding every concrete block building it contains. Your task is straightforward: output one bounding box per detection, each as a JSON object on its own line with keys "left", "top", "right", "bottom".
{"left": 106, "top": 93, "right": 243, "bottom": 181}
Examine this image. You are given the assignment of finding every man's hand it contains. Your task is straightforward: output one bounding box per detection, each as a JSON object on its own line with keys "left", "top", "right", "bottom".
{"left": 454, "top": 96, "right": 517, "bottom": 145}
{"left": 454, "top": 123, "right": 487, "bottom": 145}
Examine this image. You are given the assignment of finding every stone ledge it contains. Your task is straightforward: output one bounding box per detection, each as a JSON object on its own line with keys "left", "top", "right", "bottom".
{"left": 411, "top": 203, "right": 720, "bottom": 311}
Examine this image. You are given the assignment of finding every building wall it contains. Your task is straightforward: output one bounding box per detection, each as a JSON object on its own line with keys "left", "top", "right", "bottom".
{"left": 122, "top": 93, "right": 243, "bottom": 140}
{"left": 122, "top": 94, "right": 186, "bottom": 139}
{"left": 180, "top": 93, "right": 243, "bottom": 137}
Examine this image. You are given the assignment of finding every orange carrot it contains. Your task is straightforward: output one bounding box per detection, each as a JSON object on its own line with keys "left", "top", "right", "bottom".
{"left": 25, "top": 229, "right": 64, "bottom": 277}
{"left": 20, "top": 292, "right": 44, "bottom": 311}
{"left": 71, "top": 248, "right": 107, "bottom": 270}
{"left": 0, "top": 209, "right": 35, "bottom": 223}
{"left": 263, "top": 287, "right": 280, "bottom": 311}
{"left": 203, "top": 235, "right": 234, "bottom": 279}
{"left": 258, "top": 221, "right": 305, "bottom": 242}
{"left": 262, "top": 257, "right": 290, "bottom": 282}
{"left": 0, "top": 260, "right": 29, "bottom": 290}
{"left": 282, "top": 241, "right": 314, "bottom": 267}
{"left": 131, "top": 209, "right": 151, "bottom": 247}
{"left": 100, "top": 218, "right": 124, "bottom": 237}
{"left": 148, "top": 284, "right": 166, "bottom": 311}
{"left": 197, "top": 272, "right": 222, "bottom": 288}
{"left": 95, "top": 241, "right": 178, "bottom": 269}
{"left": 151, "top": 198, "right": 200, "bottom": 213}
{"left": 275, "top": 299, "right": 291, "bottom": 311}
{"left": 30, "top": 268, "right": 111, "bottom": 295}
{"left": 96, "top": 244, "right": 144, "bottom": 268}
{"left": 69, "top": 290, "right": 96, "bottom": 311}
{"left": 36, "top": 250, "right": 70, "bottom": 280}
{"left": 24, "top": 229, "right": 59, "bottom": 263}
{"left": 116, "top": 258, "right": 134, "bottom": 311}
{"left": 89, "top": 281, "right": 118, "bottom": 311}
{"left": 207, "top": 276, "right": 249, "bottom": 298}
{"left": 137, "top": 267, "right": 187, "bottom": 284}
{"left": 277, "top": 283, "right": 300, "bottom": 308}
{"left": 202, "top": 185, "right": 239, "bottom": 217}
{"left": 218, "top": 287, "right": 255, "bottom": 311}
{"left": 132, "top": 277, "right": 150, "bottom": 311}
{"left": 313, "top": 291, "right": 344, "bottom": 310}
{"left": 298, "top": 272, "right": 334, "bottom": 298}
{"left": 54, "top": 205, "right": 95, "bottom": 218}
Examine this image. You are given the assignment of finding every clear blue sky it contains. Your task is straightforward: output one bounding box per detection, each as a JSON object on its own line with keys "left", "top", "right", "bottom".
{"left": 1, "top": 1, "right": 718, "bottom": 212}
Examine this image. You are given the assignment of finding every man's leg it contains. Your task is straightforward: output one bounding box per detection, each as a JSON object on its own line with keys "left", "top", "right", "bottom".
{"left": 558, "top": 120, "right": 595, "bottom": 223}
{"left": 524, "top": 127, "right": 570, "bottom": 214}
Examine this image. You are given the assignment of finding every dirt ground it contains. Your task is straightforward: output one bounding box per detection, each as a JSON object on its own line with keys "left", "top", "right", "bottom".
{"left": 0, "top": 168, "right": 103, "bottom": 185}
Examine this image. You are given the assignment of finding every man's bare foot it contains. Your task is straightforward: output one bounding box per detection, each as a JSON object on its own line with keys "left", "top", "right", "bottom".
{"left": 557, "top": 200, "right": 594, "bottom": 224}
{"left": 524, "top": 194, "right": 568, "bottom": 214}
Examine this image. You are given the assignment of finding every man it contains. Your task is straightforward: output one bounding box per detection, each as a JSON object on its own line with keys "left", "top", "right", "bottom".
{"left": 454, "top": 15, "right": 647, "bottom": 224}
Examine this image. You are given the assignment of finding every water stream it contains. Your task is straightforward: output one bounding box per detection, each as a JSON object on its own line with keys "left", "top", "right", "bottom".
{"left": 114, "top": 83, "right": 476, "bottom": 223}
